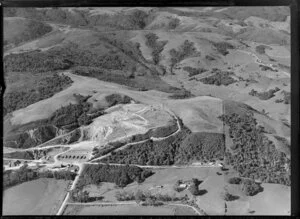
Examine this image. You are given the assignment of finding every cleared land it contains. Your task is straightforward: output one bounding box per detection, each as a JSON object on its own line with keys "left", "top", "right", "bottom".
{"left": 3, "top": 178, "right": 70, "bottom": 215}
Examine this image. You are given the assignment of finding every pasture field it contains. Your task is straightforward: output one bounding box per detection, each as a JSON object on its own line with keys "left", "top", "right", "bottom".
{"left": 63, "top": 204, "right": 196, "bottom": 215}
{"left": 3, "top": 178, "right": 70, "bottom": 215}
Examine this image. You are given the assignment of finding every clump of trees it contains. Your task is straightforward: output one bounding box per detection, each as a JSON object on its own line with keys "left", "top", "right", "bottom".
{"left": 4, "top": 124, "right": 57, "bottom": 149}
{"left": 222, "top": 191, "right": 239, "bottom": 201}
{"left": 249, "top": 87, "right": 280, "bottom": 100}
{"left": 227, "top": 177, "right": 242, "bottom": 184}
{"left": 259, "top": 64, "right": 278, "bottom": 72}
{"left": 199, "top": 72, "right": 236, "bottom": 86}
{"left": 200, "top": 70, "right": 236, "bottom": 86}
{"left": 183, "top": 66, "right": 208, "bottom": 77}
{"left": 219, "top": 113, "right": 290, "bottom": 186}
{"left": 241, "top": 179, "right": 263, "bottom": 196}
{"left": 169, "top": 40, "right": 200, "bottom": 73}
{"left": 4, "top": 73, "right": 72, "bottom": 115}
{"left": 168, "top": 89, "right": 194, "bottom": 99}
{"left": 188, "top": 178, "right": 205, "bottom": 196}
{"left": 145, "top": 33, "right": 168, "bottom": 64}
{"left": 48, "top": 94, "right": 104, "bottom": 132}
{"left": 212, "top": 42, "right": 235, "bottom": 56}
{"left": 76, "top": 164, "right": 153, "bottom": 188}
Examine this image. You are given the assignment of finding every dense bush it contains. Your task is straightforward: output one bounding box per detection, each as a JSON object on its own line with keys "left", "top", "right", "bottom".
{"left": 259, "top": 64, "right": 278, "bottom": 72}
{"left": 4, "top": 73, "right": 72, "bottom": 115}
{"left": 282, "top": 91, "right": 291, "bottom": 104}
{"left": 76, "top": 164, "right": 153, "bottom": 188}
{"left": 175, "top": 132, "right": 225, "bottom": 164}
{"left": 168, "top": 18, "right": 180, "bottom": 29}
{"left": 5, "top": 8, "right": 152, "bottom": 30}
{"left": 4, "top": 51, "right": 72, "bottom": 73}
{"left": 228, "top": 177, "right": 242, "bottom": 184}
{"left": 200, "top": 70, "right": 236, "bottom": 86}
{"left": 169, "top": 40, "right": 200, "bottom": 73}
{"left": 7, "top": 20, "right": 52, "bottom": 46}
{"left": 183, "top": 66, "right": 208, "bottom": 77}
{"left": 102, "top": 126, "right": 191, "bottom": 165}
{"left": 255, "top": 45, "right": 272, "bottom": 55}
{"left": 212, "top": 42, "right": 235, "bottom": 56}
{"left": 219, "top": 113, "right": 290, "bottom": 186}
{"left": 145, "top": 33, "right": 168, "bottom": 64}
{"left": 105, "top": 94, "right": 133, "bottom": 107}
{"left": 4, "top": 43, "right": 127, "bottom": 73}
{"left": 4, "top": 151, "right": 35, "bottom": 160}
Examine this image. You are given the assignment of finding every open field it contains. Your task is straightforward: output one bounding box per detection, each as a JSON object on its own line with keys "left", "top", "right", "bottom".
{"left": 63, "top": 204, "right": 196, "bottom": 215}
{"left": 3, "top": 178, "right": 70, "bottom": 215}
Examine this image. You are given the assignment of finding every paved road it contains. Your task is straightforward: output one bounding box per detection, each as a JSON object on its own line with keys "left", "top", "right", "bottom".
{"left": 56, "top": 163, "right": 84, "bottom": 215}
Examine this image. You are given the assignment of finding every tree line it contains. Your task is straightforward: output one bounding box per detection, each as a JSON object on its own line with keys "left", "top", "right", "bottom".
{"left": 3, "top": 164, "right": 77, "bottom": 190}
